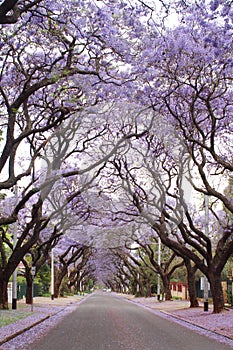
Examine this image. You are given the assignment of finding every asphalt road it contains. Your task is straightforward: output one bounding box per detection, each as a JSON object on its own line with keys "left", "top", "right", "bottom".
{"left": 31, "top": 292, "right": 232, "bottom": 350}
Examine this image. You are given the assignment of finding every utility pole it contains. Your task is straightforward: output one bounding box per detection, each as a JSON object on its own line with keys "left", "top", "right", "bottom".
{"left": 157, "top": 237, "right": 161, "bottom": 301}
{"left": 136, "top": 272, "right": 140, "bottom": 294}
{"left": 12, "top": 184, "right": 18, "bottom": 310}
{"left": 203, "top": 195, "right": 209, "bottom": 312}
{"left": 31, "top": 266, "right": 36, "bottom": 312}
{"left": 51, "top": 248, "right": 54, "bottom": 300}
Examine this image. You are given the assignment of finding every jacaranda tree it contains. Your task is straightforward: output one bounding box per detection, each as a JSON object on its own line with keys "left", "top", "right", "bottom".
{"left": 0, "top": 0, "right": 232, "bottom": 313}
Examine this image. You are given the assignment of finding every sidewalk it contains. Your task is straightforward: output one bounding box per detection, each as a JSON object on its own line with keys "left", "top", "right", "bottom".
{"left": 122, "top": 295, "right": 233, "bottom": 340}
{"left": 0, "top": 295, "right": 87, "bottom": 346}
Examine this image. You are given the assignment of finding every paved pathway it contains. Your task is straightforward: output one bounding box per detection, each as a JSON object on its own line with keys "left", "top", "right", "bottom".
{"left": 1, "top": 293, "right": 233, "bottom": 348}
{"left": 31, "top": 292, "right": 233, "bottom": 350}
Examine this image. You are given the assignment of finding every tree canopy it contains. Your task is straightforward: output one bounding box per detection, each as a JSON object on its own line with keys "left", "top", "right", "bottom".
{"left": 0, "top": 0, "right": 232, "bottom": 312}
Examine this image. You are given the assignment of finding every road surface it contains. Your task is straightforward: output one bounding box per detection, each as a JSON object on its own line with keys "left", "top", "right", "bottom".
{"left": 32, "top": 292, "right": 232, "bottom": 350}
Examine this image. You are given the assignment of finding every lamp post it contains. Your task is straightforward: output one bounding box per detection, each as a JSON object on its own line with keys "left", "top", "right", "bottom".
{"left": 203, "top": 195, "right": 209, "bottom": 312}
{"left": 12, "top": 185, "right": 18, "bottom": 310}
{"left": 31, "top": 266, "right": 36, "bottom": 312}
{"left": 157, "top": 237, "right": 161, "bottom": 301}
{"left": 51, "top": 248, "right": 54, "bottom": 300}
{"left": 80, "top": 277, "right": 82, "bottom": 295}
{"left": 136, "top": 272, "right": 140, "bottom": 295}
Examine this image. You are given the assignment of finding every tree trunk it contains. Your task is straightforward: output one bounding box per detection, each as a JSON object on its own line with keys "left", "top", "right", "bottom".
{"left": 26, "top": 276, "right": 33, "bottom": 304}
{"left": 54, "top": 277, "right": 61, "bottom": 298}
{"left": 54, "top": 267, "right": 60, "bottom": 298}
{"left": 0, "top": 278, "right": 9, "bottom": 309}
{"left": 208, "top": 272, "right": 225, "bottom": 313}
{"left": 54, "top": 268, "right": 67, "bottom": 298}
{"left": 184, "top": 258, "right": 199, "bottom": 308}
{"left": 139, "top": 278, "right": 144, "bottom": 297}
{"left": 161, "top": 275, "right": 172, "bottom": 301}
{"left": 145, "top": 279, "right": 152, "bottom": 297}
{"left": 187, "top": 276, "right": 199, "bottom": 308}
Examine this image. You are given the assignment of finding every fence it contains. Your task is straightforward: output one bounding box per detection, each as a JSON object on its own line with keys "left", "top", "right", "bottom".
{"left": 170, "top": 279, "right": 233, "bottom": 303}
{"left": 170, "top": 282, "right": 188, "bottom": 299}
{"left": 8, "top": 282, "right": 42, "bottom": 301}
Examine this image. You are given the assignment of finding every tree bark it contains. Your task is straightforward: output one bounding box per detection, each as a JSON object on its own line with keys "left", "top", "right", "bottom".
{"left": 54, "top": 274, "right": 61, "bottom": 298}
{"left": 26, "top": 276, "right": 33, "bottom": 304}
{"left": 161, "top": 275, "right": 172, "bottom": 301}
{"left": 187, "top": 276, "right": 199, "bottom": 308}
{"left": 138, "top": 277, "right": 144, "bottom": 297}
{"left": 184, "top": 258, "right": 199, "bottom": 308}
{"left": 54, "top": 267, "right": 67, "bottom": 298}
{"left": 0, "top": 278, "right": 9, "bottom": 309}
{"left": 145, "top": 279, "right": 152, "bottom": 297}
{"left": 208, "top": 272, "right": 225, "bottom": 313}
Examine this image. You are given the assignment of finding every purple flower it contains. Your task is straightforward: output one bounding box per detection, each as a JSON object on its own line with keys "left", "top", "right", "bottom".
{"left": 210, "top": 0, "right": 220, "bottom": 12}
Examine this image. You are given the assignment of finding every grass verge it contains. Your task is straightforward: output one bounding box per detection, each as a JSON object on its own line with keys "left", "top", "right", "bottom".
{"left": 0, "top": 310, "right": 32, "bottom": 327}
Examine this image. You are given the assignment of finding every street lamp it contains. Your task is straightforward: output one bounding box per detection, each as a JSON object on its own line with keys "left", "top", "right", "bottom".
{"left": 203, "top": 195, "right": 209, "bottom": 312}
{"left": 51, "top": 248, "right": 54, "bottom": 300}
{"left": 157, "top": 237, "right": 161, "bottom": 301}
{"left": 12, "top": 184, "right": 18, "bottom": 310}
{"left": 31, "top": 266, "right": 36, "bottom": 312}
{"left": 136, "top": 272, "right": 140, "bottom": 294}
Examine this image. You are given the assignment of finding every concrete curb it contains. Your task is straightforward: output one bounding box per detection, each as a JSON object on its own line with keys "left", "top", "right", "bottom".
{"left": 0, "top": 294, "right": 91, "bottom": 346}
{"left": 1, "top": 294, "right": 232, "bottom": 346}
{"left": 160, "top": 310, "right": 233, "bottom": 341}
{"left": 123, "top": 296, "right": 233, "bottom": 342}
{"left": 0, "top": 315, "right": 50, "bottom": 346}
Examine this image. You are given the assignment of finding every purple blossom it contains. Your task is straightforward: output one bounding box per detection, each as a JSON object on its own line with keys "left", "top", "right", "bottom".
{"left": 210, "top": 0, "right": 220, "bottom": 12}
